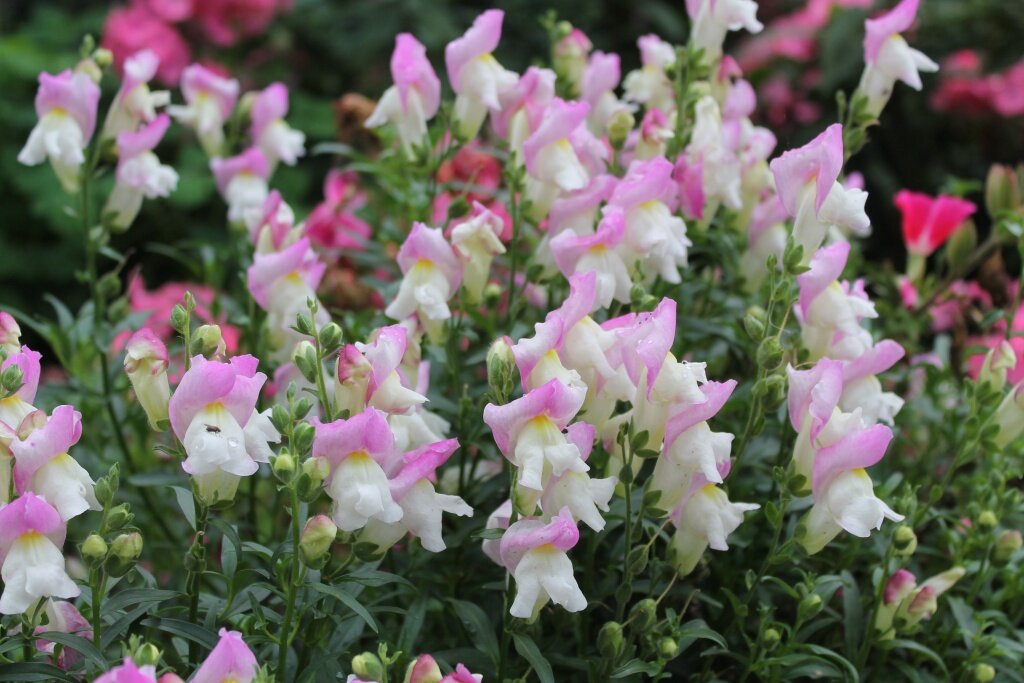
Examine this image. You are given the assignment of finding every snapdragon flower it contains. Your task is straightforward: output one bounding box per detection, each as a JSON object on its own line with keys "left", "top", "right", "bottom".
{"left": 0, "top": 311, "right": 20, "bottom": 357}
{"left": 168, "top": 355, "right": 278, "bottom": 504}
{"left": 102, "top": 50, "right": 171, "bottom": 139}
{"left": 623, "top": 35, "right": 676, "bottom": 112}
{"left": 251, "top": 82, "right": 306, "bottom": 169}
{"left": 0, "top": 345, "right": 43, "bottom": 430}
{"left": 634, "top": 108, "right": 674, "bottom": 161}
{"left": 105, "top": 113, "right": 179, "bottom": 230}
{"left": 539, "top": 422, "right": 615, "bottom": 530}
{"left": 550, "top": 208, "right": 632, "bottom": 309}
{"left": 33, "top": 600, "right": 92, "bottom": 669}
{"left": 366, "top": 33, "right": 441, "bottom": 156}
{"left": 895, "top": 189, "right": 977, "bottom": 263}
{"left": 540, "top": 174, "right": 618, "bottom": 272}
{"left": 385, "top": 223, "right": 462, "bottom": 343}
{"left": 581, "top": 50, "right": 623, "bottom": 135}
{"left": 875, "top": 567, "right": 965, "bottom": 637}
{"left": 769, "top": 124, "right": 870, "bottom": 260}
{"left": 522, "top": 98, "right": 592, "bottom": 218}
{"left": 312, "top": 408, "right": 404, "bottom": 532}
{"left": 450, "top": 201, "right": 507, "bottom": 304}
{"left": 193, "top": 628, "right": 258, "bottom": 683}
{"left": 211, "top": 147, "right": 270, "bottom": 224}
{"left": 304, "top": 170, "right": 372, "bottom": 254}
{"left": 0, "top": 493, "right": 79, "bottom": 614}
{"left": 499, "top": 507, "right": 587, "bottom": 619}
{"left": 493, "top": 66, "right": 556, "bottom": 161}
{"left": 18, "top": 69, "right": 101, "bottom": 193}
{"left": 796, "top": 242, "right": 877, "bottom": 361}
{"left": 687, "top": 0, "right": 764, "bottom": 63}
{"left": 739, "top": 195, "right": 788, "bottom": 289}
{"left": 169, "top": 63, "right": 239, "bottom": 156}
{"left": 839, "top": 339, "right": 906, "bottom": 425}
{"left": 334, "top": 325, "right": 427, "bottom": 418}
{"left": 857, "top": 0, "right": 938, "bottom": 117}
{"left": 553, "top": 28, "right": 592, "bottom": 96}
{"left": 360, "top": 438, "right": 472, "bottom": 553}
{"left": 95, "top": 658, "right": 158, "bottom": 683}
{"left": 10, "top": 405, "right": 98, "bottom": 521}
{"left": 445, "top": 9, "right": 517, "bottom": 141}
{"left": 683, "top": 96, "right": 743, "bottom": 212}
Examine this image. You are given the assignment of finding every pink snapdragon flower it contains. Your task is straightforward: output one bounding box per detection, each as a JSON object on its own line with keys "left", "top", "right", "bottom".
{"left": 102, "top": 50, "right": 171, "bottom": 139}
{"left": 211, "top": 147, "right": 270, "bottom": 223}
{"left": 550, "top": 208, "right": 632, "bottom": 310}
{"left": 124, "top": 328, "right": 171, "bottom": 430}
{"left": 385, "top": 223, "right": 462, "bottom": 342}
{"left": 193, "top": 0, "right": 287, "bottom": 47}
{"left": 193, "top": 628, "right": 258, "bottom": 683}
{"left": 168, "top": 355, "right": 278, "bottom": 504}
{"left": 493, "top": 66, "right": 556, "bottom": 160}
{"left": 875, "top": 567, "right": 965, "bottom": 636}
{"left": 770, "top": 124, "right": 870, "bottom": 259}
{"left": 334, "top": 325, "right": 426, "bottom": 418}
{"left": 581, "top": 50, "right": 623, "bottom": 134}
{"left": 483, "top": 378, "right": 589, "bottom": 496}
{"left": 246, "top": 237, "right": 327, "bottom": 355}
{"left": 547, "top": 174, "right": 618, "bottom": 239}
{"left": 682, "top": 96, "right": 744, "bottom": 212}
{"left": 359, "top": 438, "right": 472, "bottom": 553}
{"left": 445, "top": 9, "right": 517, "bottom": 140}
{"left": 0, "top": 311, "right": 21, "bottom": 357}
{"left": 499, "top": 507, "right": 586, "bottom": 619}
{"left": 796, "top": 242, "right": 877, "bottom": 361}
{"left": 102, "top": 5, "right": 190, "bottom": 86}
{"left": 169, "top": 64, "right": 239, "bottom": 155}
{"left": 538, "top": 422, "right": 614, "bottom": 531}
{"left": 0, "top": 493, "right": 79, "bottom": 614}
{"left": 251, "top": 83, "right": 305, "bottom": 169}
{"left": 0, "top": 345, "right": 42, "bottom": 431}
{"left": 312, "top": 408, "right": 404, "bottom": 532}
{"left": 10, "top": 405, "right": 98, "bottom": 521}
{"left": 688, "top": 0, "right": 764, "bottom": 63}
{"left": 522, "top": 98, "right": 591, "bottom": 218}
{"left": 894, "top": 190, "right": 977, "bottom": 259}
{"left": 96, "top": 658, "right": 159, "bottom": 683}
{"left": 18, "top": 69, "right": 101, "bottom": 193}
{"left": 305, "top": 171, "right": 372, "bottom": 253}
{"left": 34, "top": 600, "right": 92, "bottom": 669}
{"left": 839, "top": 339, "right": 906, "bottom": 425}
{"left": 858, "top": 0, "right": 938, "bottom": 117}
{"left": 553, "top": 28, "right": 592, "bottom": 95}
{"left": 366, "top": 34, "right": 441, "bottom": 155}
{"left": 441, "top": 664, "right": 484, "bottom": 683}
{"left": 623, "top": 35, "right": 676, "bottom": 111}
{"left": 106, "top": 113, "right": 179, "bottom": 230}
{"left": 450, "top": 201, "right": 507, "bottom": 303}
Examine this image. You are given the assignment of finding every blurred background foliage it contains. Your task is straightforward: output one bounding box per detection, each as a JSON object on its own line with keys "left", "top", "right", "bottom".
{"left": 0, "top": 0, "right": 1022, "bottom": 317}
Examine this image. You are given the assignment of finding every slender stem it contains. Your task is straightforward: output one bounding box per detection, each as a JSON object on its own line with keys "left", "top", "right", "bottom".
{"left": 277, "top": 486, "right": 303, "bottom": 682}
{"left": 503, "top": 176, "right": 524, "bottom": 329}
{"left": 187, "top": 503, "right": 209, "bottom": 664}
{"left": 914, "top": 233, "right": 1005, "bottom": 315}
{"left": 857, "top": 545, "right": 894, "bottom": 672}
{"left": 616, "top": 428, "right": 635, "bottom": 623}
{"left": 91, "top": 572, "right": 108, "bottom": 648}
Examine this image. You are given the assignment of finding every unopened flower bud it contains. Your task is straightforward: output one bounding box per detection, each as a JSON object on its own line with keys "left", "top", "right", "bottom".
{"left": 0, "top": 311, "right": 22, "bottom": 356}
{"left": 797, "top": 593, "right": 823, "bottom": 621}
{"left": 403, "top": 654, "right": 442, "bottom": 683}
{"left": 95, "top": 465, "right": 119, "bottom": 506}
{"left": 945, "top": 222, "right": 977, "bottom": 276}
{"left": 1, "top": 364, "right": 23, "bottom": 395}
{"left": 757, "top": 337, "right": 784, "bottom": 370}
{"left": 657, "top": 636, "right": 678, "bottom": 659}
{"left": 973, "top": 664, "right": 996, "bottom": 683}
{"left": 743, "top": 306, "right": 767, "bottom": 341}
{"left": 978, "top": 341, "right": 1016, "bottom": 391}
{"left": 319, "top": 322, "right": 344, "bottom": 353}
{"left": 298, "top": 456, "right": 330, "bottom": 501}
{"left": 977, "top": 510, "right": 998, "bottom": 533}
{"left": 893, "top": 525, "right": 918, "bottom": 556}
{"left": 994, "top": 383, "right": 1024, "bottom": 448}
{"left": 170, "top": 304, "right": 189, "bottom": 335}
{"left": 629, "top": 598, "right": 657, "bottom": 632}
{"left": 106, "top": 503, "right": 134, "bottom": 531}
{"left": 608, "top": 110, "right": 636, "bottom": 151}
{"left": 351, "top": 652, "right": 384, "bottom": 681}
{"left": 986, "top": 164, "right": 1020, "bottom": 217}
{"left": 270, "top": 403, "right": 291, "bottom": 434}
{"left": 273, "top": 452, "right": 296, "bottom": 482}
{"left": 299, "top": 515, "right": 337, "bottom": 568}
{"left": 597, "top": 621, "right": 625, "bottom": 660}
{"left": 292, "top": 421, "right": 316, "bottom": 456}
{"left": 486, "top": 338, "right": 516, "bottom": 403}
{"left": 292, "top": 397, "right": 314, "bottom": 420}
{"left": 82, "top": 534, "right": 108, "bottom": 566}
{"left": 75, "top": 58, "right": 102, "bottom": 84}
{"left": 134, "top": 643, "right": 161, "bottom": 667}
{"left": 762, "top": 627, "right": 781, "bottom": 651}
{"left": 293, "top": 340, "right": 320, "bottom": 384}
{"left": 124, "top": 329, "right": 171, "bottom": 431}
{"left": 993, "top": 530, "right": 1022, "bottom": 566}
{"left": 93, "top": 48, "right": 113, "bottom": 68}
{"left": 105, "top": 532, "right": 143, "bottom": 577}
{"left": 190, "top": 324, "right": 225, "bottom": 359}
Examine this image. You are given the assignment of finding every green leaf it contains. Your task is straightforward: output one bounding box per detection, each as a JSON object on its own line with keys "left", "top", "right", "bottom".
{"left": 102, "top": 588, "right": 179, "bottom": 615}
{"left": 398, "top": 598, "right": 428, "bottom": 654}
{"left": 678, "top": 619, "right": 728, "bottom": 651}
{"left": 308, "top": 582, "right": 379, "bottom": 633}
{"left": 171, "top": 486, "right": 196, "bottom": 530}
{"left": 611, "top": 659, "right": 662, "bottom": 677}
{"left": 449, "top": 599, "right": 500, "bottom": 666}
{"left": 35, "top": 632, "right": 107, "bottom": 671}
{"left": 512, "top": 633, "right": 555, "bottom": 683}
{"left": 881, "top": 639, "right": 949, "bottom": 676}
{"left": 140, "top": 617, "right": 218, "bottom": 648}
{"left": 0, "top": 663, "right": 78, "bottom": 682}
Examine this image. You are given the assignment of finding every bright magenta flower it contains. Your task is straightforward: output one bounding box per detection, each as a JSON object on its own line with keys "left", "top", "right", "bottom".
{"left": 894, "top": 190, "right": 977, "bottom": 257}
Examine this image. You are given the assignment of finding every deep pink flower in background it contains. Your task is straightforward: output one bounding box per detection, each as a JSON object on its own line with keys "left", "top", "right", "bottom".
{"left": 894, "top": 190, "right": 977, "bottom": 257}
{"left": 102, "top": 5, "right": 190, "bottom": 85}
{"left": 305, "top": 171, "right": 372, "bottom": 252}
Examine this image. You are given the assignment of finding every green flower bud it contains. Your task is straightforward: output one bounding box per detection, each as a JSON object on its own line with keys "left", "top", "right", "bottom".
{"left": 298, "top": 456, "right": 330, "bottom": 502}
{"left": 292, "top": 340, "right": 320, "bottom": 384}
{"left": 270, "top": 403, "right": 292, "bottom": 434}
{"left": 1, "top": 364, "right": 24, "bottom": 394}
{"left": 81, "top": 534, "right": 108, "bottom": 566}
{"left": 105, "top": 532, "right": 143, "bottom": 577}
{"left": 93, "top": 47, "right": 113, "bottom": 68}
{"left": 294, "top": 313, "right": 316, "bottom": 338}
{"left": 993, "top": 530, "right": 1022, "bottom": 566}
{"left": 986, "top": 164, "right": 1020, "bottom": 217}
{"left": 756, "top": 337, "right": 784, "bottom": 370}
{"left": 299, "top": 515, "right": 338, "bottom": 568}
{"left": 629, "top": 598, "right": 657, "bottom": 632}
{"left": 797, "top": 593, "right": 823, "bottom": 621}
{"left": 743, "top": 307, "right": 767, "bottom": 341}
{"left": 189, "top": 324, "right": 225, "bottom": 359}
{"left": 292, "top": 397, "right": 314, "bottom": 420}
{"left": 893, "top": 524, "right": 918, "bottom": 556}
{"left": 273, "top": 452, "right": 296, "bottom": 482}
{"left": 170, "top": 304, "right": 189, "bottom": 335}
{"left": 133, "top": 643, "right": 161, "bottom": 667}
{"left": 351, "top": 652, "right": 385, "bottom": 681}
{"left": 978, "top": 341, "right": 1016, "bottom": 391}
{"left": 597, "top": 621, "right": 625, "bottom": 660}
{"left": 944, "top": 221, "right": 977, "bottom": 276}
{"left": 627, "top": 544, "right": 649, "bottom": 575}
{"left": 973, "top": 664, "right": 996, "bottom": 683}
{"left": 292, "top": 421, "right": 316, "bottom": 456}
{"left": 106, "top": 503, "right": 134, "bottom": 531}
{"left": 98, "top": 272, "right": 122, "bottom": 300}
{"left": 977, "top": 510, "right": 998, "bottom": 533}
{"left": 657, "top": 636, "right": 679, "bottom": 659}
{"left": 486, "top": 338, "right": 516, "bottom": 403}
{"left": 762, "top": 627, "right": 781, "bottom": 651}
{"left": 94, "top": 464, "right": 120, "bottom": 507}
{"left": 319, "top": 322, "right": 344, "bottom": 354}
{"left": 608, "top": 110, "right": 636, "bottom": 151}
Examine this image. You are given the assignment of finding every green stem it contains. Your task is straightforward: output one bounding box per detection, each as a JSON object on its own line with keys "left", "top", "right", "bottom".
{"left": 503, "top": 176, "right": 524, "bottom": 330}
{"left": 856, "top": 545, "right": 895, "bottom": 672}
{"left": 277, "top": 486, "right": 303, "bottom": 682}
{"left": 187, "top": 503, "right": 209, "bottom": 664}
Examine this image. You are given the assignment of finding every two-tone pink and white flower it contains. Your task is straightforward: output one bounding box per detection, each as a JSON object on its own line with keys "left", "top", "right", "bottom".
{"left": 445, "top": 10, "right": 518, "bottom": 140}
{"left": 334, "top": 325, "right": 426, "bottom": 418}
{"left": 95, "top": 658, "right": 159, "bottom": 683}
{"left": 211, "top": 147, "right": 270, "bottom": 224}
{"left": 124, "top": 328, "right": 171, "bottom": 430}
{"left": 168, "top": 355, "right": 278, "bottom": 504}
{"left": 385, "top": 223, "right": 462, "bottom": 342}
{"left": 493, "top": 66, "right": 556, "bottom": 161}
{"left": 581, "top": 50, "right": 623, "bottom": 135}
{"left": 192, "top": 628, "right": 258, "bottom": 683}
{"left": 769, "top": 124, "right": 870, "bottom": 259}
{"left": 169, "top": 64, "right": 239, "bottom": 155}
{"left": 687, "top": 0, "right": 764, "bottom": 63}
{"left": 251, "top": 82, "right": 306, "bottom": 169}
{"left": 105, "top": 113, "right": 178, "bottom": 230}
{"left": 499, "top": 507, "right": 587, "bottom": 619}
{"left": 366, "top": 34, "right": 441, "bottom": 155}
{"left": 18, "top": 69, "right": 101, "bottom": 192}
{"left": 522, "top": 98, "right": 591, "bottom": 218}
{"left": 0, "top": 345, "right": 43, "bottom": 431}
{"left": 450, "top": 201, "right": 507, "bottom": 304}
{"left": 858, "top": 0, "right": 938, "bottom": 117}
{"left": 102, "top": 50, "right": 171, "bottom": 139}
{"left": 0, "top": 493, "right": 79, "bottom": 615}
{"left": 623, "top": 35, "right": 676, "bottom": 112}
{"left": 796, "top": 242, "right": 877, "bottom": 361}
{"left": 246, "top": 237, "right": 327, "bottom": 356}
{"left": 550, "top": 208, "right": 632, "bottom": 310}
{"left": 538, "top": 423, "right": 615, "bottom": 531}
